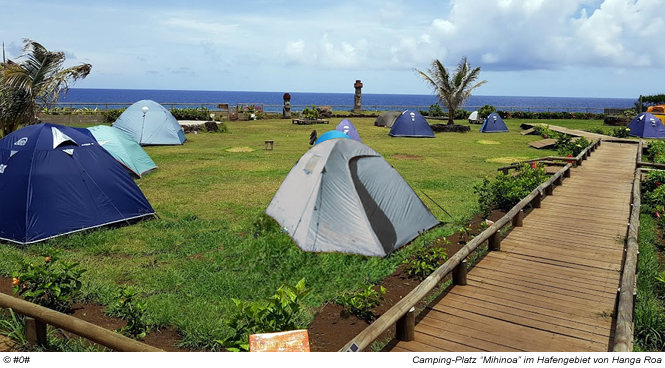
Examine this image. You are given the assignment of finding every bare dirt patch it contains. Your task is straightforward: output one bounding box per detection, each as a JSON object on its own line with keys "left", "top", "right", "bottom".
{"left": 391, "top": 154, "right": 424, "bottom": 160}
{"left": 226, "top": 147, "right": 255, "bottom": 153}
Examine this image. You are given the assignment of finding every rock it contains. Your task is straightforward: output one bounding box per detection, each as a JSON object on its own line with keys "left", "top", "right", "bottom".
{"left": 204, "top": 121, "right": 219, "bottom": 132}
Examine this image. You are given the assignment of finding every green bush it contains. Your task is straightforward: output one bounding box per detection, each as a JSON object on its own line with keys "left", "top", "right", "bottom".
{"left": 478, "top": 105, "right": 496, "bottom": 119}
{"left": 556, "top": 136, "right": 591, "bottom": 157}
{"left": 12, "top": 254, "right": 86, "bottom": 313}
{"left": 454, "top": 109, "right": 471, "bottom": 119}
{"left": 428, "top": 104, "right": 444, "bottom": 117}
{"left": 106, "top": 286, "right": 153, "bottom": 339}
{"left": 402, "top": 245, "right": 448, "bottom": 280}
{"left": 103, "top": 108, "right": 126, "bottom": 124}
{"left": 219, "top": 278, "right": 312, "bottom": 352}
{"left": 301, "top": 106, "right": 319, "bottom": 120}
{"left": 474, "top": 163, "right": 549, "bottom": 215}
{"left": 611, "top": 127, "right": 631, "bottom": 138}
{"left": 335, "top": 283, "right": 385, "bottom": 322}
{"left": 647, "top": 141, "right": 665, "bottom": 164}
{"left": 170, "top": 107, "right": 211, "bottom": 121}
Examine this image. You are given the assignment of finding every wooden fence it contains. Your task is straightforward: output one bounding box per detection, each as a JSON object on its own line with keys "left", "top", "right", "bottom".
{"left": 339, "top": 139, "right": 602, "bottom": 352}
{"left": 0, "top": 294, "right": 162, "bottom": 352}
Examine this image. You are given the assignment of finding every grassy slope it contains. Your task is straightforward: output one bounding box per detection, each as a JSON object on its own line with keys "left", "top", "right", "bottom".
{"left": 0, "top": 118, "right": 609, "bottom": 348}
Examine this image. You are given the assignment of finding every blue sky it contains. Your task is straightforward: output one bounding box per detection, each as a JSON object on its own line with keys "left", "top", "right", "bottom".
{"left": 1, "top": 0, "right": 663, "bottom": 98}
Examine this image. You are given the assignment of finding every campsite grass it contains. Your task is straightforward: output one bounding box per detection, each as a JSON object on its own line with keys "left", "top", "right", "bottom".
{"left": 0, "top": 117, "right": 611, "bottom": 349}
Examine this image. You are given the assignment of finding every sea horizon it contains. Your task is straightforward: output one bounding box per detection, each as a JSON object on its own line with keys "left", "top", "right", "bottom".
{"left": 59, "top": 88, "right": 637, "bottom": 114}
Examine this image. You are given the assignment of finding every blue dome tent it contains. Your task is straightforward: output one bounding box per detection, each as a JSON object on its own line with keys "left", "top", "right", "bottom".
{"left": 0, "top": 124, "right": 155, "bottom": 244}
{"left": 85, "top": 125, "right": 158, "bottom": 178}
{"left": 480, "top": 113, "right": 509, "bottom": 133}
{"left": 113, "top": 100, "right": 186, "bottom": 145}
{"left": 389, "top": 110, "right": 435, "bottom": 137}
{"left": 627, "top": 112, "right": 665, "bottom": 138}
{"left": 315, "top": 130, "right": 351, "bottom": 145}
{"left": 335, "top": 119, "right": 361, "bottom": 142}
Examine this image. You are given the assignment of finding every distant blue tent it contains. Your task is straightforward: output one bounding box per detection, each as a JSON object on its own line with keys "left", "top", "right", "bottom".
{"left": 627, "top": 112, "right": 665, "bottom": 138}
{"left": 315, "top": 130, "right": 351, "bottom": 145}
{"left": 480, "top": 113, "right": 509, "bottom": 133}
{"left": 335, "top": 119, "right": 361, "bottom": 142}
{"left": 389, "top": 110, "right": 435, "bottom": 138}
{"left": 113, "top": 100, "right": 186, "bottom": 145}
{"left": 0, "top": 123, "right": 155, "bottom": 245}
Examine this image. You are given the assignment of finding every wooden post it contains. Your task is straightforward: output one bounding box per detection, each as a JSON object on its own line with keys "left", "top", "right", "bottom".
{"left": 453, "top": 260, "right": 468, "bottom": 286}
{"left": 500, "top": 168, "right": 509, "bottom": 175}
{"left": 25, "top": 317, "right": 47, "bottom": 347}
{"left": 396, "top": 307, "right": 416, "bottom": 341}
{"left": 488, "top": 232, "right": 501, "bottom": 251}
{"left": 512, "top": 210, "right": 524, "bottom": 227}
{"left": 556, "top": 175, "right": 564, "bottom": 186}
{"left": 545, "top": 183, "right": 553, "bottom": 195}
{"left": 531, "top": 192, "right": 542, "bottom": 208}
{"left": 564, "top": 167, "right": 571, "bottom": 178}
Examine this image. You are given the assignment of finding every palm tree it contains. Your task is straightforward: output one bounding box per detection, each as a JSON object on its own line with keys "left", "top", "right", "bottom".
{"left": 0, "top": 39, "right": 91, "bottom": 136}
{"left": 416, "top": 56, "right": 486, "bottom": 125}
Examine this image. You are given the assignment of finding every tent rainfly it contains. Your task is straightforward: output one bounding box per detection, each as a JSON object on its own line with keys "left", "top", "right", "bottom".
{"left": 85, "top": 125, "right": 158, "bottom": 177}
{"left": 0, "top": 123, "right": 155, "bottom": 244}
{"left": 627, "top": 112, "right": 665, "bottom": 138}
{"left": 315, "top": 130, "right": 351, "bottom": 145}
{"left": 480, "top": 113, "right": 509, "bottom": 133}
{"left": 265, "top": 138, "right": 439, "bottom": 257}
{"left": 389, "top": 110, "right": 435, "bottom": 138}
{"left": 468, "top": 111, "right": 480, "bottom": 124}
{"left": 335, "top": 119, "right": 361, "bottom": 142}
{"left": 113, "top": 100, "right": 186, "bottom": 145}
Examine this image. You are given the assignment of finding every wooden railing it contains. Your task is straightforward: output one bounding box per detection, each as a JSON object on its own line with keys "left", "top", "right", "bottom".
{"left": 339, "top": 138, "right": 602, "bottom": 352}
{"left": 0, "top": 294, "right": 162, "bottom": 352}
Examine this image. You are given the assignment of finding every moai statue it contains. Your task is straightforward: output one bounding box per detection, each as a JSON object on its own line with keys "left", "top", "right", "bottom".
{"left": 283, "top": 93, "right": 292, "bottom": 119}
{"left": 353, "top": 80, "right": 363, "bottom": 112}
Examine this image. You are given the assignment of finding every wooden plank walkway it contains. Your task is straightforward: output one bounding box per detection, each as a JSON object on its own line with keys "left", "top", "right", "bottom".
{"left": 387, "top": 142, "right": 637, "bottom": 352}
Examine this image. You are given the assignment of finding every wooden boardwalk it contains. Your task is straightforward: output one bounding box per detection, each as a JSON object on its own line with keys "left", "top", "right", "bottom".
{"left": 387, "top": 142, "right": 638, "bottom": 352}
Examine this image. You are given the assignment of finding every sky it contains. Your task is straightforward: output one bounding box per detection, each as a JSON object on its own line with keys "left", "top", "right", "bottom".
{"left": 1, "top": 0, "right": 664, "bottom": 98}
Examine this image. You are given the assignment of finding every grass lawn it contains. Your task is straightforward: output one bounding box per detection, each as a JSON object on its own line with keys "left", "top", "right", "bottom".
{"left": 0, "top": 117, "right": 609, "bottom": 349}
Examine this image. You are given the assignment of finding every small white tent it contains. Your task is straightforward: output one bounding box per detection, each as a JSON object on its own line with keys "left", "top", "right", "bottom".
{"left": 468, "top": 111, "right": 480, "bottom": 124}
{"left": 266, "top": 138, "right": 439, "bottom": 257}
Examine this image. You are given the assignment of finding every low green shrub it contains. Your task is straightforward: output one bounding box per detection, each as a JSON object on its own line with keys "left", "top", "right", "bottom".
{"left": 428, "top": 104, "right": 444, "bottom": 117}
{"left": 170, "top": 107, "right": 211, "bottom": 121}
{"left": 219, "top": 278, "right": 311, "bottom": 352}
{"left": 478, "top": 105, "right": 496, "bottom": 119}
{"left": 106, "top": 286, "right": 153, "bottom": 339}
{"left": 647, "top": 141, "right": 665, "bottom": 164}
{"left": 12, "top": 254, "right": 86, "bottom": 313}
{"left": 103, "top": 108, "right": 126, "bottom": 124}
{"left": 557, "top": 136, "right": 591, "bottom": 157}
{"left": 335, "top": 283, "right": 385, "bottom": 322}
{"left": 402, "top": 245, "right": 448, "bottom": 280}
{"left": 474, "top": 163, "right": 549, "bottom": 216}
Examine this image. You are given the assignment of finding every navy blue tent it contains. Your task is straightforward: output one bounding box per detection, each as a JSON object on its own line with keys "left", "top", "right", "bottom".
{"left": 336, "top": 119, "right": 361, "bottom": 142}
{"left": 627, "top": 112, "right": 665, "bottom": 138}
{"left": 0, "top": 124, "right": 155, "bottom": 244}
{"left": 389, "top": 110, "right": 435, "bottom": 137}
{"left": 480, "top": 113, "right": 509, "bottom": 133}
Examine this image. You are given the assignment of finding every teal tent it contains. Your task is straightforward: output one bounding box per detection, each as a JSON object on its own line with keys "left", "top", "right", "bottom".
{"left": 86, "top": 125, "right": 157, "bottom": 178}
{"left": 113, "top": 100, "right": 186, "bottom": 145}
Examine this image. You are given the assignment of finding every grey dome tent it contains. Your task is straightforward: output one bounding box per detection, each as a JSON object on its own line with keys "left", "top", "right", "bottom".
{"left": 265, "top": 138, "right": 439, "bottom": 257}
{"left": 113, "top": 100, "right": 186, "bottom": 145}
{"left": 374, "top": 111, "right": 401, "bottom": 127}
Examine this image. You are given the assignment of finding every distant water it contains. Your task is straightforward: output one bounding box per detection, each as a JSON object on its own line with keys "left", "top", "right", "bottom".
{"left": 59, "top": 88, "right": 636, "bottom": 114}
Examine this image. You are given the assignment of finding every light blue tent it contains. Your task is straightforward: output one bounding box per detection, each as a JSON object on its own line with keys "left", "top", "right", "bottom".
{"left": 113, "top": 100, "right": 186, "bottom": 145}
{"left": 480, "top": 113, "right": 509, "bottom": 133}
{"left": 335, "top": 119, "right": 361, "bottom": 142}
{"left": 315, "top": 130, "right": 351, "bottom": 145}
{"left": 86, "top": 125, "right": 157, "bottom": 178}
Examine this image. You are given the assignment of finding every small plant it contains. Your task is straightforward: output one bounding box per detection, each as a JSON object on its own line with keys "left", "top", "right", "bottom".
{"left": 335, "top": 283, "right": 386, "bottom": 322}
{"left": 0, "top": 309, "right": 28, "bottom": 349}
{"left": 428, "top": 103, "right": 444, "bottom": 117}
{"left": 106, "top": 286, "right": 153, "bottom": 339}
{"left": 458, "top": 226, "right": 473, "bottom": 244}
{"left": 611, "top": 127, "right": 631, "bottom": 138}
{"left": 474, "top": 162, "right": 549, "bottom": 214}
{"left": 219, "top": 278, "right": 312, "bottom": 352}
{"left": 478, "top": 104, "right": 497, "bottom": 119}
{"left": 12, "top": 255, "right": 86, "bottom": 313}
{"left": 402, "top": 246, "right": 448, "bottom": 281}
{"left": 301, "top": 105, "right": 319, "bottom": 120}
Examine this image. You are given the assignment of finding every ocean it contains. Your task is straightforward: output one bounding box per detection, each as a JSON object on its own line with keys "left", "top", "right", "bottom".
{"left": 59, "top": 88, "right": 636, "bottom": 114}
